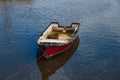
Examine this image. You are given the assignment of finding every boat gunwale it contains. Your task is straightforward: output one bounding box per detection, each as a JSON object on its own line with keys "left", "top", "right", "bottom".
{"left": 37, "top": 22, "right": 80, "bottom": 46}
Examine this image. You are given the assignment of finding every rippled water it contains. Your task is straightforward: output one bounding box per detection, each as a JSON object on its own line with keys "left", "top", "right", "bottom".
{"left": 0, "top": 0, "right": 120, "bottom": 80}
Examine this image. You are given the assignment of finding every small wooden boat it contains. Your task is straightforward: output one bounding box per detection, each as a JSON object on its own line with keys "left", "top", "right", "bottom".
{"left": 37, "top": 22, "right": 79, "bottom": 58}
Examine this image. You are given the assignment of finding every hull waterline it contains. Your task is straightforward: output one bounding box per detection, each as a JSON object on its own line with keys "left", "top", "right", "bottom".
{"left": 42, "top": 36, "right": 79, "bottom": 58}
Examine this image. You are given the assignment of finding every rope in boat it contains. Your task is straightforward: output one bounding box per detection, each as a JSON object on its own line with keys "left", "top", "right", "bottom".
{"left": 4, "top": 53, "right": 43, "bottom": 80}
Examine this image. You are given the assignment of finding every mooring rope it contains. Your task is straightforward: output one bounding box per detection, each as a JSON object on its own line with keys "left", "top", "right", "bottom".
{"left": 4, "top": 54, "right": 43, "bottom": 80}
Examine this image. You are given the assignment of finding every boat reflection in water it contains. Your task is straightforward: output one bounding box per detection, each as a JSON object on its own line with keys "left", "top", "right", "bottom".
{"left": 36, "top": 37, "right": 80, "bottom": 80}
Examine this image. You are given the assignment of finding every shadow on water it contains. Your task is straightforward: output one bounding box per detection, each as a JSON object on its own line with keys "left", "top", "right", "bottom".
{"left": 36, "top": 37, "right": 80, "bottom": 80}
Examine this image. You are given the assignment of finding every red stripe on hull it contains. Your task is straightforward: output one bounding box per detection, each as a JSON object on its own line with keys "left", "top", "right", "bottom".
{"left": 44, "top": 36, "right": 78, "bottom": 58}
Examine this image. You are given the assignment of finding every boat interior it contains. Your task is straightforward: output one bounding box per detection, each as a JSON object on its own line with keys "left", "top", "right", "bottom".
{"left": 40, "top": 23, "right": 79, "bottom": 41}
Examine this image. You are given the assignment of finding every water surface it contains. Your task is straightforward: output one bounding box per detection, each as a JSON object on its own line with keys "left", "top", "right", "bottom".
{"left": 0, "top": 0, "right": 120, "bottom": 80}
